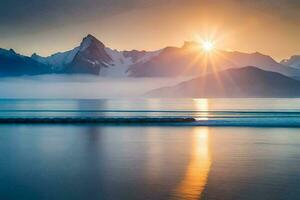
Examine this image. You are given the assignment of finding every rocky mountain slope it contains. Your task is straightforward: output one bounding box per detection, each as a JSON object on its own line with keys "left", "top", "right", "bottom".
{"left": 147, "top": 66, "right": 300, "bottom": 98}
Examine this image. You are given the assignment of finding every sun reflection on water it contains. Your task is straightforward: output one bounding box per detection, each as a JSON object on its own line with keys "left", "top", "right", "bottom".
{"left": 174, "top": 127, "right": 211, "bottom": 200}
{"left": 193, "top": 99, "right": 209, "bottom": 120}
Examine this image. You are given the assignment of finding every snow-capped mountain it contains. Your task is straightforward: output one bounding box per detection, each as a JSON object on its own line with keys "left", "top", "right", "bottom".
{"left": 128, "top": 41, "right": 299, "bottom": 77}
{"left": 281, "top": 55, "right": 300, "bottom": 69}
{"left": 102, "top": 48, "right": 161, "bottom": 76}
{"left": 31, "top": 34, "right": 161, "bottom": 76}
{"left": 31, "top": 47, "right": 79, "bottom": 70}
{"left": 0, "top": 34, "right": 299, "bottom": 77}
{"left": 64, "top": 34, "right": 114, "bottom": 74}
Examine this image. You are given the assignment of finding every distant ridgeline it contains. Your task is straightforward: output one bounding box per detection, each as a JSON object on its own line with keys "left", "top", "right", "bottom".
{"left": 1, "top": 34, "right": 300, "bottom": 97}
{"left": 1, "top": 34, "right": 300, "bottom": 78}
{"left": 147, "top": 66, "right": 300, "bottom": 98}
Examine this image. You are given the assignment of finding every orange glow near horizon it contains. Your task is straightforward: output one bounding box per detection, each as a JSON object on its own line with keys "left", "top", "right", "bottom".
{"left": 2, "top": 0, "right": 300, "bottom": 61}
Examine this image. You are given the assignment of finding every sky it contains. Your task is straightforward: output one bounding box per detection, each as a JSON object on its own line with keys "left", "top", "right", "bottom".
{"left": 0, "top": 0, "right": 299, "bottom": 61}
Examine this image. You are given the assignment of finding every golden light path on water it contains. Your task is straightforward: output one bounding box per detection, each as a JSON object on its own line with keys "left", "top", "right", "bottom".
{"left": 193, "top": 99, "right": 209, "bottom": 121}
{"left": 174, "top": 127, "right": 211, "bottom": 200}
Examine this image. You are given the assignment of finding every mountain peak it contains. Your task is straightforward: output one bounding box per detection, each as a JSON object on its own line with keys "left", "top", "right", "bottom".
{"left": 9, "top": 48, "right": 16, "bottom": 53}
{"left": 85, "top": 34, "right": 97, "bottom": 40}
{"left": 0, "top": 48, "right": 17, "bottom": 56}
{"left": 281, "top": 55, "right": 300, "bottom": 68}
{"left": 31, "top": 53, "right": 39, "bottom": 58}
{"left": 79, "top": 34, "right": 105, "bottom": 51}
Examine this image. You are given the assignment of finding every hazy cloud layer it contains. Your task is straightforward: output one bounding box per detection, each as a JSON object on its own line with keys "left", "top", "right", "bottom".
{"left": 1, "top": 0, "right": 298, "bottom": 26}
{"left": 0, "top": 0, "right": 299, "bottom": 59}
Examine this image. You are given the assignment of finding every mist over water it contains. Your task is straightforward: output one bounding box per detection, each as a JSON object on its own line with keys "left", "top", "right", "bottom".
{"left": 0, "top": 75, "right": 188, "bottom": 99}
{"left": 1, "top": 75, "right": 300, "bottom": 200}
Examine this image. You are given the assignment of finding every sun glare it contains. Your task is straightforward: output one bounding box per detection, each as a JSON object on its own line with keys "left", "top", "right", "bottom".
{"left": 202, "top": 40, "right": 214, "bottom": 52}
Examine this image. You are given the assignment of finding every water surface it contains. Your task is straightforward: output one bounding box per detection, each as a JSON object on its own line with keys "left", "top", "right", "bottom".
{"left": 1, "top": 98, "right": 300, "bottom": 126}
{"left": 1, "top": 125, "right": 300, "bottom": 199}
{"left": 1, "top": 98, "right": 300, "bottom": 199}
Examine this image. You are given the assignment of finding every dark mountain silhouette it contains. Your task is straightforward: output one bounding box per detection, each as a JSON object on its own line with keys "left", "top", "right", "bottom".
{"left": 30, "top": 34, "right": 161, "bottom": 76}
{"left": 147, "top": 66, "right": 300, "bottom": 98}
{"left": 0, "top": 48, "right": 51, "bottom": 76}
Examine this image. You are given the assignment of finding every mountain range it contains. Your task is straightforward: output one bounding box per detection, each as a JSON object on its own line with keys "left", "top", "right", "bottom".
{"left": 147, "top": 66, "right": 300, "bottom": 98}
{"left": 0, "top": 48, "right": 52, "bottom": 76}
{"left": 281, "top": 55, "right": 300, "bottom": 69}
{"left": 1, "top": 34, "right": 299, "bottom": 78}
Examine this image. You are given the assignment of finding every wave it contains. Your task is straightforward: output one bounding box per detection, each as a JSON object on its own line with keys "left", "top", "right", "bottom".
{"left": 1, "top": 99, "right": 300, "bottom": 126}
{"left": 1, "top": 114, "right": 300, "bottom": 127}
{"left": 0, "top": 117, "right": 196, "bottom": 124}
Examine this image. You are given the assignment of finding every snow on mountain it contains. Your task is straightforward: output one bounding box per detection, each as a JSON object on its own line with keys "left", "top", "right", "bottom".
{"left": 281, "top": 55, "right": 300, "bottom": 68}
{"left": 31, "top": 34, "right": 162, "bottom": 76}
{"left": 31, "top": 47, "right": 79, "bottom": 70}
{"left": 103, "top": 48, "right": 132, "bottom": 76}
{"left": 103, "top": 48, "right": 162, "bottom": 76}
{"left": 64, "top": 34, "right": 114, "bottom": 75}
{"left": 128, "top": 42, "right": 300, "bottom": 77}
{"left": 3, "top": 34, "right": 300, "bottom": 77}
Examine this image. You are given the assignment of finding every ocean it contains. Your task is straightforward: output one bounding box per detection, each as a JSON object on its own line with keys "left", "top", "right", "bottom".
{"left": 1, "top": 98, "right": 300, "bottom": 199}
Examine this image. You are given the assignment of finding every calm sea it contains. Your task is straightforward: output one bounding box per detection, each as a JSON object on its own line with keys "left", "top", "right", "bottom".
{"left": 1, "top": 98, "right": 300, "bottom": 199}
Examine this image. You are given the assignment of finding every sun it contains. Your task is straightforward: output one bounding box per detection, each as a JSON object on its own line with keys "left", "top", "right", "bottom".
{"left": 201, "top": 40, "right": 214, "bottom": 52}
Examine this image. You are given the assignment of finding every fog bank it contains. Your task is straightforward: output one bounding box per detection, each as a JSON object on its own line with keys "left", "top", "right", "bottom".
{"left": 0, "top": 75, "right": 188, "bottom": 99}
